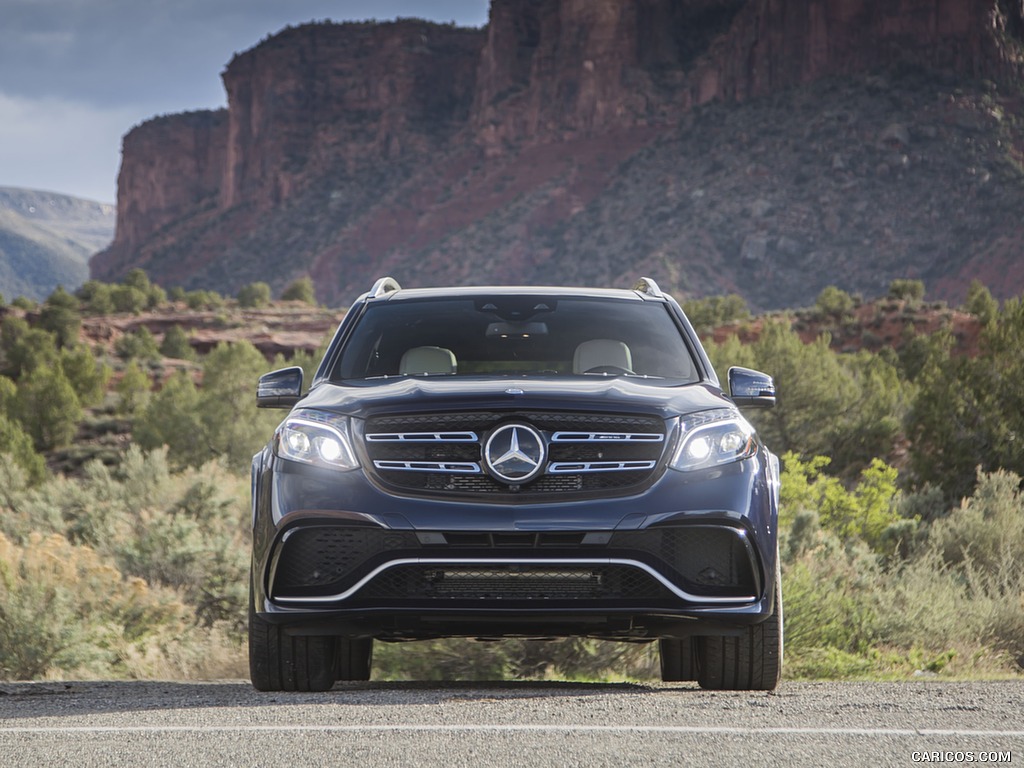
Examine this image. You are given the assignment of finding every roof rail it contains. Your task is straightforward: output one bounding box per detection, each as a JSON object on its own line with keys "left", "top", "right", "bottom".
{"left": 369, "top": 276, "right": 402, "bottom": 298}
{"left": 632, "top": 276, "right": 664, "bottom": 298}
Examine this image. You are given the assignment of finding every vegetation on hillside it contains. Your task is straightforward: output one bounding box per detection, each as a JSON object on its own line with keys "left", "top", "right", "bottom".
{"left": 0, "top": 274, "right": 1022, "bottom": 682}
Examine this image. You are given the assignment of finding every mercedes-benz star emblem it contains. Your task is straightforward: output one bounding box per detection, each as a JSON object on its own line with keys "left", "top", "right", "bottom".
{"left": 483, "top": 424, "right": 546, "bottom": 485}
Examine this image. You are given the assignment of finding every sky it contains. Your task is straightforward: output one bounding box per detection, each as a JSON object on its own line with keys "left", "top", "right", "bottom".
{"left": 0, "top": 1, "right": 490, "bottom": 204}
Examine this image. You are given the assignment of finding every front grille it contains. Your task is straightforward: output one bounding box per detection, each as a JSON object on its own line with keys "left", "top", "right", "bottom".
{"left": 362, "top": 411, "right": 667, "bottom": 500}
{"left": 358, "top": 564, "right": 670, "bottom": 601}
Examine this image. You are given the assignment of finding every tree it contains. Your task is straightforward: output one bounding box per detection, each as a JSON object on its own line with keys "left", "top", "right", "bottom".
{"left": 115, "top": 327, "right": 161, "bottom": 361}
{"left": 110, "top": 285, "right": 147, "bottom": 314}
{"left": 907, "top": 298, "right": 1024, "bottom": 501}
{"left": 159, "top": 325, "right": 195, "bottom": 360}
{"left": 887, "top": 279, "right": 925, "bottom": 303}
{"left": 135, "top": 342, "right": 279, "bottom": 471}
{"left": 706, "top": 321, "right": 906, "bottom": 478}
{"left": 196, "top": 341, "right": 281, "bottom": 470}
{"left": 14, "top": 364, "right": 83, "bottom": 450}
{"left": 116, "top": 359, "right": 151, "bottom": 415}
{"left": 76, "top": 280, "right": 115, "bottom": 315}
{"left": 60, "top": 345, "right": 111, "bottom": 408}
{"left": 0, "top": 416, "right": 46, "bottom": 485}
{"left": 814, "top": 285, "right": 855, "bottom": 318}
{"left": 134, "top": 371, "right": 203, "bottom": 464}
{"left": 965, "top": 280, "right": 998, "bottom": 325}
{"left": 37, "top": 286, "right": 81, "bottom": 348}
{"left": 237, "top": 282, "right": 272, "bottom": 309}
{"left": 0, "top": 377, "right": 45, "bottom": 484}
{"left": 185, "top": 290, "right": 224, "bottom": 311}
{"left": 0, "top": 317, "right": 59, "bottom": 380}
{"left": 281, "top": 276, "right": 316, "bottom": 305}
{"left": 682, "top": 294, "right": 750, "bottom": 335}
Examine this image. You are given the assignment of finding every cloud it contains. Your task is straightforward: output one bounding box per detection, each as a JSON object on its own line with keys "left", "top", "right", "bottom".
{"left": 0, "top": 91, "right": 137, "bottom": 202}
{"left": 0, "top": 0, "right": 489, "bottom": 108}
{"left": 0, "top": 0, "right": 490, "bottom": 201}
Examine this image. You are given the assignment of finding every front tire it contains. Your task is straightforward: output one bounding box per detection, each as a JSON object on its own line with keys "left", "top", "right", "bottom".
{"left": 696, "top": 573, "right": 783, "bottom": 691}
{"left": 248, "top": 594, "right": 338, "bottom": 692}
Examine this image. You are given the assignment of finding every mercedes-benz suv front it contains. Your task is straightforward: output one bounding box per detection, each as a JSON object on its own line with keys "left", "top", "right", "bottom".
{"left": 249, "top": 277, "right": 782, "bottom": 691}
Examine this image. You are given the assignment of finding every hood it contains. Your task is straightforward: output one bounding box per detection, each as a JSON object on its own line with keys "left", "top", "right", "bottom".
{"left": 296, "top": 376, "right": 734, "bottom": 421}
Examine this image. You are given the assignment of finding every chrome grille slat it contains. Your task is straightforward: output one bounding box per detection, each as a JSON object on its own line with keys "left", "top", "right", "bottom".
{"left": 374, "top": 460, "right": 481, "bottom": 473}
{"left": 366, "top": 431, "right": 478, "bottom": 442}
{"left": 548, "top": 461, "right": 657, "bottom": 474}
{"left": 551, "top": 432, "right": 664, "bottom": 443}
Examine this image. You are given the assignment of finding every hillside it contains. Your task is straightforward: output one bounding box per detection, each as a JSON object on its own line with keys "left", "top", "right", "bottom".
{"left": 91, "top": 0, "right": 1024, "bottom": 310}
{"left": 0, "top": 187, "right": 115, "bottom": 300}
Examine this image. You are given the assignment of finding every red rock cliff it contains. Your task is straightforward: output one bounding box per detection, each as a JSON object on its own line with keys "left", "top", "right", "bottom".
{"left": 220, "top": 21, "right": 484, "bottom": 210}
{"left": 473, "top": 0, "right": 747, "bottom": 147}
{"left": 92, "top": 1, "right": 1024, "bottom": 299}
{"left": 473, "top": 0, "right": 1024, "bottom": 146}
{"left": 689, "top": 0, "right": 1024, "bottom": 105}
{"left": 91, "top": 110, "right": 227, "bottom": 279}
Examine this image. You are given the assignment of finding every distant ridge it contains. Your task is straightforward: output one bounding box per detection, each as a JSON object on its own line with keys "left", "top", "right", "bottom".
{"left": 0, "top": 187, "right": 115, "bottom": 301}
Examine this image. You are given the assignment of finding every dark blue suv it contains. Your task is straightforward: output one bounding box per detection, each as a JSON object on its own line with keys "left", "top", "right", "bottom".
{"left": 250, "top": 277, "right": 782, "bottom": 691}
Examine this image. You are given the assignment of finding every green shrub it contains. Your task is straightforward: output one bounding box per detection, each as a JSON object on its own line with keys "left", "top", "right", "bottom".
{"left": 0, "top": 422, "right": 46, "bottom": 486}
{"left": 815, "top": 285, "right": 855, "bottom": 317}
{"left": 117, "top": 360, "right": 151, "bottom": 415}
{"left": 115, "top": 327, "right": 161, "bottom": 361}
{"left": 927, "top": 468, "right": 1024, "bottom": 578}
{"left": 134, "top": 342, "right": 279, "bottom": 471}
{"left": 682, "top": 294, "right": 750, "bottom": 334}
{"left": 110, "top": 285, "right": 148, "bottom": 314}
{"left": 134, "top": 371, "right": 202, "bottom": 464}
{"left": 60, "top": 345, "right": 111, "bottom": 408}
{"left": 0, "top": 316, "right": 59, "bottom": 379}
{"left": 76, "top": 280, "right": 115, "bottom": 315}
{"left": 185, "top": 290, "right": 224, "bottom": 311}
{"left": 13, "top": 364, "right": 82, "bottom": 450}
{"left": 37, "top": 286, "right": 81, "bottom": 348}
{"left": 159, "top": 325, "right": 194, "bottom": 360}
{"left": 0, "top": 531, "right": 191, "bottom": 680}
{"left": 237, "top": 282, "right": 272, "bottom": 309}
{"left": 965, "top": 280, "right": 998, "bottom": 325}
{"left": 281, "top": 276, "right": 316, "bottom": 305}
{"left": 887, "top": 279, "right": 926, "bottom": 302}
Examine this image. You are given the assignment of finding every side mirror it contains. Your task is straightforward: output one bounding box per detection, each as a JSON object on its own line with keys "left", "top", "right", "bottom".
{"left": 257, "top": 366, "right": 303, "bottom": 409}
{"left": 727, "top": 366, "right": 776, "bottom": 409}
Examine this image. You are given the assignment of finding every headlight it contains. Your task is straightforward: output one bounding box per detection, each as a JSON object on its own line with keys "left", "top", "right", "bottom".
{"left": 275, "top": 410, "right": 359, "bottom": 471}
{"left": 670, "top": 409, "right": 757, "bottom": 472}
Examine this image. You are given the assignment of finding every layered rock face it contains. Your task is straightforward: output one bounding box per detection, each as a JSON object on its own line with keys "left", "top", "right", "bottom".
{"left": 473, "top": 0, "right": 1023, "bottom": 145}
{"left": 473, "top": 0, "right": 747, "bottom": 146}
{"left": 221, "top": 21, "right": 483, "bottom": 210}
{"left": 691, "top": 0, "right": 1022, "bottom": 104}
{"left": 92, "top": 0, "right": 1024, "bottom": 306}
{"left": 92, "top": 110, "right": 226, "bottom": 278}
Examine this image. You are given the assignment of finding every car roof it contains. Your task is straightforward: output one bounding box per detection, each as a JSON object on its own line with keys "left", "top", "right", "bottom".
{"left": 365, "top": 285, "right": 657, "bottom": 303}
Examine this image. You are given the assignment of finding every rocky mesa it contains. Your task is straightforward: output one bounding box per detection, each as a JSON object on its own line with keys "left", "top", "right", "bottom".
{"left": 92, "top": 0, "right": 1024, "bottom": 309}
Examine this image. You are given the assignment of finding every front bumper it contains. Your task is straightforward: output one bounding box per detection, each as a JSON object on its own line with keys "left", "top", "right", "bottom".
{"left": 250, "top": 447, "right": 779, "bottom": 639}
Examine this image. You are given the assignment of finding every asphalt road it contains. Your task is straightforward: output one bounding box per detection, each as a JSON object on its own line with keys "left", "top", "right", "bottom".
{"left": 0, "top": 680, "right": 1021, "bottom": 767}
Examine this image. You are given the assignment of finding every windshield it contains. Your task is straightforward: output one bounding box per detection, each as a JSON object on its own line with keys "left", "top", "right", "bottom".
{"left": 332, "top": 296, "right": 700, "bottom": 384}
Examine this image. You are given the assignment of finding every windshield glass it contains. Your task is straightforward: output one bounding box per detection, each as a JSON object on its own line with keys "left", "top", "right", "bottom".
{"left": 332, "top": 296, "right": 700, "bottom": 384}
